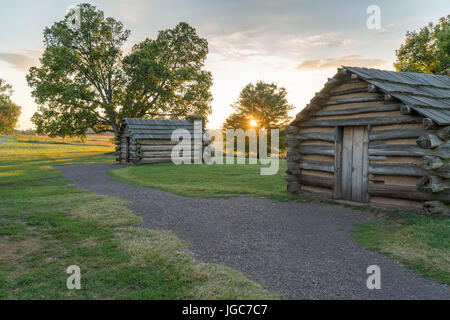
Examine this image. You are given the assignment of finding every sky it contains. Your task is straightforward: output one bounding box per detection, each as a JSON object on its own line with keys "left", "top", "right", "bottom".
{"left": 0, "top": 0, "right": 449, "bottom": 130}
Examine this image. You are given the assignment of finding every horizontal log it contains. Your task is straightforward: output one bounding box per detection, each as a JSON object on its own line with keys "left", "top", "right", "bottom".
{"left": 139, "top": 145, "right": 189, "bottom": 152}
{"left": 330, "top": 86, "right": 369, "bottom": 96}
{"left": 417, "top": 175, "right": 450, "bottom": 193}
{"left": 369, "top": 156, "right": 387, "bottom": 161}
{"left": 424, "top": 201, "right": 450, "bottom": 216}
{"left": 284, "top": 139, "right": 301, "bottom": 148}
{"left": 416, "top": 134, "right": 443, "bottom": 149}
{"left": 137, "top": 139, "right": 193, "bottom": 145}
{"left": 420, "top": 155, "right": 446, "bottom": 170}
{"left": 368, "top": 184, "right": 450, "bottom": 203}
{"left": 423, "top": 118, "right": 438, "bottom": 130}
{"left": 124, "top": 125, "right": 196, "bottom": 131}
{"left": 436, "top": 126, "right": 450, "bottom": 141}
{"left": 302, "top": 116, "right": 422, "bottom": 128}
{"left": 285, "top": 174, "right": 298, "bottom": 183}
{"left": 324, "top": 77, "right": 341, "bottom": 88}
{"left": 369, "top": 129, "right": 423, "bottom": 141}
{"left": 137, "top": 152, "right": 174, "bottom": 158}
{"left": 368, "top": 84, "right": 377, "bottom": 93}
{"left": 435, "top": 165, "right": 450, "bottom": 179}
{"left": 400, "top": 105, "right": 416, "bottom": 115}
{"left": 299, "top": 160, "right": 334, "bottom": 173}
{"left": 136, "top": 158, "right": 176, "bottom": 165}
{"left": 299, "top": 145, "right": 335, "bottom": 156}
{"left": 369, "top": 163, "right": 425, "bottom": 176}
{"left": 298, "top": 174, "right": 334, "bottom": 189}
{"left": 287, "top": 181, "right": 300, "bottom": 193}
{"left": 286, "top": 153, "right": 302, "bottom": 162}
{"left": 420, "top": 156, "right": 450, "bottom": 178}
{"left": 296, "top": 132, "right": 335, "bottom": 142}
{"left": 369, "top": 144, "right": 427, "bottom": 157}
{"left": 286, "top": 126, "right": 300, "bottom": 135}
{"left": 316, "top": 104, "right": 400, "bottom": 117}
{"left": 325, "top": 95, "right": 382, "bottom": 106}
{"left": 432, "top": 144, "right": 450, "bottom": 159}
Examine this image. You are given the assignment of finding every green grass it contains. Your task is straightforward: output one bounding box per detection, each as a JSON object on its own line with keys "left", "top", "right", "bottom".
{"left": 110, "top": 158, "right": 450, "bottom": 286}
{"left": 108, "top": 160, "right": 303, "bottom": 202}
{"left": 351, "top": 210, "right": 450, "bottom": 285}
{"left": 0, "top": 135, "right": 277, "bottom": 299}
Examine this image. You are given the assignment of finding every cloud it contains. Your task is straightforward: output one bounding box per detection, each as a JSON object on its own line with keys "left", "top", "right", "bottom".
{"left": 208, "top": 29, "right": 352, "bottom": 62}
{"left": 296, "top": 55, "right": 387, "bottom": 70}
{"left": 289, "top": 32, "right": 352, "bottom": 47}
{"left": 0, "top": 49, "right": 41, "bottom": 72}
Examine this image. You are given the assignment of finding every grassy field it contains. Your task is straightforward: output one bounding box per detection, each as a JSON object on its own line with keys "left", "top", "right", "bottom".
{"left": 1, "top": 134, "right": 448, "bottom": 298}
{"left": 108, "top": 160, "right": 302, "bottom": 202}
{"left": 111, "top": 162, "right": 450, "bottom": 285}
{"left": 351, "top": 210, "right": 450, "bottom": 285}
{"left": 0, "top": 135, "right": 276, "bottom": 299}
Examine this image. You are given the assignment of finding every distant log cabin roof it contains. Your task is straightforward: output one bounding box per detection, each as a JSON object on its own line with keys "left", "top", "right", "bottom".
{"left": 121, "top": 118, "right": 195, "bottom": 140}
{"left": 344, "top": 67, "right": 450, "bottom": 125}
{"left": 293, "top": 67, "right": 450, "bottom": 126}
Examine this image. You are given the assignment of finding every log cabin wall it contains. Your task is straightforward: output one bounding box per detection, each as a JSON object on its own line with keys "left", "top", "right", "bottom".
{"left": 115, "top": 116, "right": 210, "bottom": 165}
{"left": 286, "top": 67, "right": 450, "bottom": 215}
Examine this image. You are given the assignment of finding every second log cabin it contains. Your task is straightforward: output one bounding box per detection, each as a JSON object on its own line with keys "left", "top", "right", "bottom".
{"left": 286, "top": 67, "right": 450, "bottom": 216}
{"left": 116, "top": 115, "right": 209, "bottom": 165}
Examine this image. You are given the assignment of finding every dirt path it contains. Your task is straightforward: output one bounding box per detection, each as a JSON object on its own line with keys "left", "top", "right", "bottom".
{"left": 59, "top": 164, "right": 449, "bottom": 299}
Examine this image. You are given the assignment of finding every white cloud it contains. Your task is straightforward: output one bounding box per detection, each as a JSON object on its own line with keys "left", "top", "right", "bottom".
{"left": 0, "top": 49, "right": 41, "bottom": 72}
{"left": 208, "top": 29, "right": 353, "bottom": 62}
{"left": 296, "top": 54, "right": 387, "bottom": 70}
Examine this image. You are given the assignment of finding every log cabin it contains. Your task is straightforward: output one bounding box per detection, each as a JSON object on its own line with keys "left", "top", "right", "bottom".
{"left": 285, "top": 67, "right": 450, "bottom": 216}
{"left": 116, "top": 115, "right": 209, "bottom": 165}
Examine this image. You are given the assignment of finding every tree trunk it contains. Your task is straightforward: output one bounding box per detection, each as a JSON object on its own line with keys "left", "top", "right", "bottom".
{"left": 111, "top": 121, "right": 119, "bottom": 138}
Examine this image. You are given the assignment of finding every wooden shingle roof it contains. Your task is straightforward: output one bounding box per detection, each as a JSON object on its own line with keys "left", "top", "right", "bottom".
{"left": 344, "top": 67, "right": 450, "bottom": 125}
{"left": 122, "top": 118, "right": 195, "bottom": 140}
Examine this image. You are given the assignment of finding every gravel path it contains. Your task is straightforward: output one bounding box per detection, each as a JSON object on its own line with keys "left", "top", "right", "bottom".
{"left": 59, "top": 164, "right": 449, "bottom": 299}
{"left": 0, "top": 135, "right": 7, "bottom": 145}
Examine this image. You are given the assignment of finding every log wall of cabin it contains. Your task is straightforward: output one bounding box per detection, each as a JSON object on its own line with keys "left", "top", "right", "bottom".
{"left": 135, "top": 139, "right": 195, "bottom": 164}
{"left": 115, "top": 124, "right": 211, "bottom": 165}
{"left": 286, "top": 76, "right": 432, "bottom": 209}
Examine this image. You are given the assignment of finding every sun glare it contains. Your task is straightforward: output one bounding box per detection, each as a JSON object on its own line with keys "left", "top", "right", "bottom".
{"left": 249, "top": 119, "right": 258, "bottom": 128}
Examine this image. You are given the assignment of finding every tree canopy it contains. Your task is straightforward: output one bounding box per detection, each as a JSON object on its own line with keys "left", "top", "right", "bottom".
{"left": 223, "top": 81, "right": 294, "bottom": 130}
{"left": 27, "top": 3, "right": 212, "bottom": 138}
{"left": 0, "top": 79, "right": 21, "bottom": 135}
{"left": 394, "top": 15, "right": 449, "bottom": 75}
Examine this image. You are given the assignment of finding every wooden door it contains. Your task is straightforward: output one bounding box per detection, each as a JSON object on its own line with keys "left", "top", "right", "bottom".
{"left": 341, "top": 126, "right": 369, "bottom": 202}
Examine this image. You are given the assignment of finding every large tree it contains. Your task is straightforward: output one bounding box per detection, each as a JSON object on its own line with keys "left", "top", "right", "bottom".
{"left": 27, "top": 3, "right": 212, "bottom": 138}
{"left": 394, "top": 15, "right": 449, "bottom": 75}
{"left": 0, "top": 79, "right": 21, "bottom": 134}
{"left": 223, "top": 81, "right": 294, "bottom": 131}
